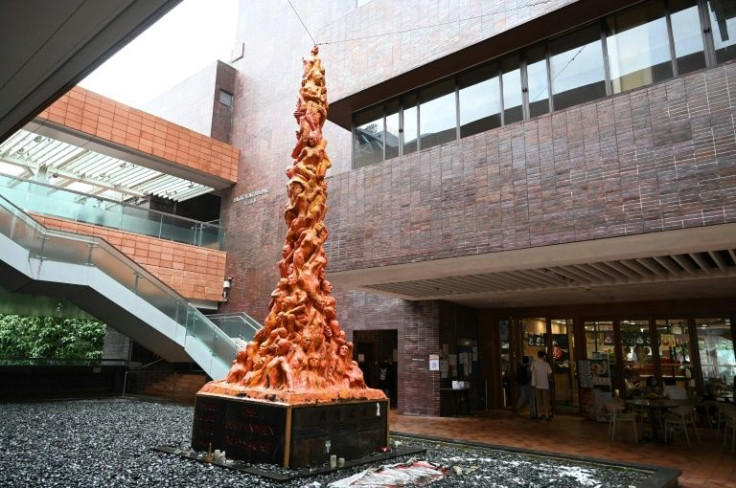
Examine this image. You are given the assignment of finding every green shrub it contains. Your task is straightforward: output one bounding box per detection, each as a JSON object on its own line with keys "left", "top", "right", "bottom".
{"left": 0, "top": 314, "right": 106, "bottom": 360}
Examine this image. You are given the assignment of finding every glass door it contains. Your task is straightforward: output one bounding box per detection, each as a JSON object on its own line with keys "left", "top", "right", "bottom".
{"left": 522, "top": 317, "right": 547, "bottom": 360}
{"left": 551, "top": 318, "right": 577, "bottom": 408}
{"left": 696, "top": 318, "right": 735, "bottom": 400}
{"left": 619, "top": 319, "right": 652, "bottom": 395}
{"left": 656, "top": 318, "right": 691, "bottom": 393}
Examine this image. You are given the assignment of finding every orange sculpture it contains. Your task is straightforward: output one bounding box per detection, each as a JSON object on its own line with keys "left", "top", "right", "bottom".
{"left": 201, "top": 47, "right": 385, "bottom": 404}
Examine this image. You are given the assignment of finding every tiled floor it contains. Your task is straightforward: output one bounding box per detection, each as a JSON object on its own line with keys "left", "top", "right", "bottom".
{"left": 389, "top": 408, "right": 736, "bottom": 487}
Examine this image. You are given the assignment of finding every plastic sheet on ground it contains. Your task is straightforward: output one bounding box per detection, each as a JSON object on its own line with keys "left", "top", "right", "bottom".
{"left": 327, "top": 460, "right": 447, "bottom": 487}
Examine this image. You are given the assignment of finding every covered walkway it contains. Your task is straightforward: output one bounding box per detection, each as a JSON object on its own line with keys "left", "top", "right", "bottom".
{"left": 390, "top": 409, "right": 736, "bottom": 488}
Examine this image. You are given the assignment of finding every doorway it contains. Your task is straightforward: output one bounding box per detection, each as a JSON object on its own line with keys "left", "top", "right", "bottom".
{"left": 353, "top": 329, "right": 398, "bottom": 407}
{"left": 519, "top": 317, "right": 579, "bottom": 412}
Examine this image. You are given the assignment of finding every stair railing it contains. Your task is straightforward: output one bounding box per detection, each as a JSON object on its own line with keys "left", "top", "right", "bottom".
{"left": 0, "top": 194, "right": 238, "bottom": 378}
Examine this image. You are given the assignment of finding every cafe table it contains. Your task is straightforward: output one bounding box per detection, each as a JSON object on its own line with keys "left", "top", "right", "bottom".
{"left": 625, "top": 397, "right": 691, "bottom": 442}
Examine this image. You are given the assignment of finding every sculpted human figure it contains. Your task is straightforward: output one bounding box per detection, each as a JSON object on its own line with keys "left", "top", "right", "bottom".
{"left": 205, "top": 47, "right": 383, "bottom": 403}
{"left": 266, "top": 338, "right": 295, "bottom": 390}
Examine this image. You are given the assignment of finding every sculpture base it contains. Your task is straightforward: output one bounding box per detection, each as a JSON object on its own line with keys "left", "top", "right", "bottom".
{"left": 191, "top": 391, "right": 390, "bottom": 468}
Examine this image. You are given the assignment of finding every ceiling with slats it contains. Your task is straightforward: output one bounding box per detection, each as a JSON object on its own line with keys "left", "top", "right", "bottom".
{"left": 365, "top": 249, "right": 736, "bottom": 306}
{"left": 0, "top": 129, "right": 212, "bottom": 202}
{"left": 330, "top": 224, "right": 736, "bottom": 308}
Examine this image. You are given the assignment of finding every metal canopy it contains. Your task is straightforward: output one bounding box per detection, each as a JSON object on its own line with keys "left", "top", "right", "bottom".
{"left": 0, "top": 129, "right": 213, "bottom": 202}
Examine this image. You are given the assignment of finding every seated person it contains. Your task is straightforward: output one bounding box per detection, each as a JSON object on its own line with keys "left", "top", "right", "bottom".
{"left": 643, "top": 376, "right": 662, "bottom": 397}
{"left": 624, "top": 368, "right": 643, "bottom": 397}
{"left": 662, "top": 377, "right": 688, "bottom": 399}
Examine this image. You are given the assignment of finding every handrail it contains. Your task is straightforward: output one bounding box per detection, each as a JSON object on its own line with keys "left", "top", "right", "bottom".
{"left": 207, "top": 311, "right": 261, "bottom": 341}
{"left": 0, "top": 172, "right": 225, "bottom": 249}
{"left": 0, "top": 193, "right": 236, "bottom": 378}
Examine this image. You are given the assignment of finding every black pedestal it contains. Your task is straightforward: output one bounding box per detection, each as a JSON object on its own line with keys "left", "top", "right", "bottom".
{"left": 191, "top": 393, "right": 389, "bottom": 468}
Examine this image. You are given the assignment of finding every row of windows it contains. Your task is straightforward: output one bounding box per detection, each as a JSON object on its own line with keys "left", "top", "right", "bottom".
{"left": 352, "top": 0, "right": 736, "bottom": 169}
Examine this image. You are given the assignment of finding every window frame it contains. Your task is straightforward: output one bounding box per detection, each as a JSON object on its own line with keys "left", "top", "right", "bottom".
{"left": 350, "top": 0, "right": 726, "bottom": 169}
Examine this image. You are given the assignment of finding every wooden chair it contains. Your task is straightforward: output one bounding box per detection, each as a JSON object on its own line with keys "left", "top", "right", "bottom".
{"left": 664, "top": 404, "right": 701, "bottom": 447}
{"left": 606, "top": 401, "right": 639, "bottom": 443}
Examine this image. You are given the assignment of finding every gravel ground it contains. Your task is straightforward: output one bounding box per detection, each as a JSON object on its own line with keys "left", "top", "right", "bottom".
{"left": 0, "top": 398, "right": 656, "bottom": 487}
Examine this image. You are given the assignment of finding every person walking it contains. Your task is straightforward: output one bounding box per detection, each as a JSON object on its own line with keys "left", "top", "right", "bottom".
{"left": 515, "top": 356, "right": 536, "bottom": 417}
{"left": 530, "top": 349, "right": 553, "bottom": 421}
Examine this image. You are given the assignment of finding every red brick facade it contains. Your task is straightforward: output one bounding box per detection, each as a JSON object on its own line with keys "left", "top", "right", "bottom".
{"left": 34, "top": 215, "right": 226, "bottom": 303}
{"left": 325, "top": 64, "right": 736, "bottom": 271}
{"left": 222, "top": 0, "right": 736, "bottom": 415}
{"left": 37, "top": 86, "right": 239, "bottom": 183}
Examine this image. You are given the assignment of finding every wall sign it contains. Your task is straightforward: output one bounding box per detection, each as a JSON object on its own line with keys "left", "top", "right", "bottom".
{"left": 233, "top": 188, "right": 269, "bottom": 205}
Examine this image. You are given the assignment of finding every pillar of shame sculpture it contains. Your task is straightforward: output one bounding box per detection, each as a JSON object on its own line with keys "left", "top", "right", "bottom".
{"left": 192, "top": 47, "right": 388, "bottom": 468}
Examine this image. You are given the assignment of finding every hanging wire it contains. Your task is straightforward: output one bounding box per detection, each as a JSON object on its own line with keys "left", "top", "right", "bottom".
{"left": 287, "top": 0, "right": 317, "bottom": 46}
{"left": 315, "top": 1, "right": 558, "bottom": 47}
{"left": 317, "top": 12, "right": 486, "bottom": 46}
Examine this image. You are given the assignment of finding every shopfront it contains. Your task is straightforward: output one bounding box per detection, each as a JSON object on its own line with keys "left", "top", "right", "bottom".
{"left": 481, "top": 302, "right": 736, "bottom": 416}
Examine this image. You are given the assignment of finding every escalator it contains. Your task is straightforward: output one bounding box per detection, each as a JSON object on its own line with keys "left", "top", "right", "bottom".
{"left": 0, "top": 194, "right": 256, "bottom": 380}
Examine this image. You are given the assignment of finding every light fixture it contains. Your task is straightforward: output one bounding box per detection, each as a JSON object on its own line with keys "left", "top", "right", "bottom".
{"left": 222, "top": 276, "right": 233, "bottom": 301}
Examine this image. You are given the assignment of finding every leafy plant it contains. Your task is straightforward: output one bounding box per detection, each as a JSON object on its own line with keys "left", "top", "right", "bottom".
{"left": 0, "top": 314, "right": 106, "bottom": 359}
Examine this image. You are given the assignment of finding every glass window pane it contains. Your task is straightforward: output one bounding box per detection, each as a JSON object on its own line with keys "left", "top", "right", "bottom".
{"left": 402, "top": 94, "right": 418, "bottom": 155}
{"left": 385, "top": 100, "right": 400, "bottom": 160}
{"left": 551, "top": 318, "right": 576, "bottom": 408}
{"left": 607, "top": 1, "right": 673, "bottom": 94}
{"left": 550, "top": 24, "right": 607, "bottom": 110}
{"left": 526, "top": 45, "right": 550, "bottom": 118}
{"left": 696, "top": 318, "right": 734, "bottom": 399}
{"left": 709, "top": 0, "right": 736, "bottom": 63}
{"left": 619, "top": 319, "right": 653, "bottom": 392}
{"left": 458, "top": 63, "right": 501, "bottom": 138}
{"left": 584, "top": 321, "right": 614, "bottom": 359}
{"left": 656, "top": 319, "right": 691, "bottom": 393}
{"left": 670, "top": 0, "right": 706, "bottom": 74}
{"left": 353, "top": 105, "right": 384, "bottom": 169}
{"left": 419, "top": 79, "right": 457, "bottom": 150}
{"left": 502, "top": 56, "right": 523, "bottom": 124}
{"left": 522, "top": 317, "right": 548, "bottom": 359}
{"left": 583, "top": 320, "right": 617, "bottom": 393}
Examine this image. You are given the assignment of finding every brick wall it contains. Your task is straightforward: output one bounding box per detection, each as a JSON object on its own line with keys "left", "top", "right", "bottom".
{"left": 340, "top": 291, "right": 442, "bottom": 415}
{"left": 34, "top": 215, "right": 226, "bottom": 303}
{"left": 325, "top": 63, "right": 736, "bottom": 271}
{"left": 223, "top": 0, "right": 735, "bottom": 415}
{"left": 37, "top": 86, "right": 239, "bottom": 183}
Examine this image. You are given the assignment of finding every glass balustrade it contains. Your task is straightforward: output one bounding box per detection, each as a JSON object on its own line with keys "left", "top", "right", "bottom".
{"left": 0, "top": 194, "right": 235, "bottom": 374}
{"left": 207, "top": 312, "right": 261, "bottom": 341}
{"left": 0, "top": 173, "right": 224, "bottom": 249}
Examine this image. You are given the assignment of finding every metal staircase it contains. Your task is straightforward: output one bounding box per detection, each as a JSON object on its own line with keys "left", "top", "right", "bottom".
{"left": 0, "top": 194, "right": 258, "bottom": 380}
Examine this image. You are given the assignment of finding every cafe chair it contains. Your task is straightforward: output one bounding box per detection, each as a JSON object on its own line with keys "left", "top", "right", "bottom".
{"left": 716, "top": 403, "right": 736, "bottom": 452}
{"left": 663, "top": 404, "right": 701, "bottom": 447}
{"left": 606, "top": 401, "right": 639, "bottom": 443}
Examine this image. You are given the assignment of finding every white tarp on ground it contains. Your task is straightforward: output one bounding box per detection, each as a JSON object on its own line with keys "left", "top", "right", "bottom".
{"left": 327, "top": 460, "right": 447, "bottom": 487}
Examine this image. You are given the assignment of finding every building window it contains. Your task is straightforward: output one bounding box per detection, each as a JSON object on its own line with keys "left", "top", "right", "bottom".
{"left": 525, "top": 45, "right": 551, "bottom": 118}
{"left": 502, "top": 56, "right": 523, "bottom": 125}
{"left": 419, "top": 79, "right": 457, "bottom": 151}
{"left": 219, "top": 89, "right": 234, "bottom": 107}
{"left": 606, "top": 1, "right": 673, "bottom": 94}
{"left": 549, "top": 24, "right": 607, "bottom": 111}
{"left": 671, "top": 0, "right": 707, "bottom": 74}
{"left": 353, "top": 105, "right": 384, "bottom": 169}
{"left": 458, "top": 63, "right": 501, "bottom": 138}
{"left": 385, "top": 100, "right": 400, "bottom": 160}
{"left": 350, "top": 0, "right": 735, "bottom": 169}
{"left": 402, "top": 94, "right": 418, "bottom": 156}
{"left": 708, "top": 0, "right": 736, "bottom": 63}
